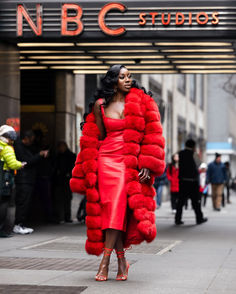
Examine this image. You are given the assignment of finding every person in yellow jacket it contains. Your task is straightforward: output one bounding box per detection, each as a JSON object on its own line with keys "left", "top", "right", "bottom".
{"left": 0, "top": 125, "right": 26, "bottom": 237}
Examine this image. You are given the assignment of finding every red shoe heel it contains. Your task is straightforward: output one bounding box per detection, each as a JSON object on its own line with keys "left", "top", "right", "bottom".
{"left": 95, "top": 248, "right": 113, "bottom": 282}
{"left": 116, "top": 250, "right": 130, "bottom": 281}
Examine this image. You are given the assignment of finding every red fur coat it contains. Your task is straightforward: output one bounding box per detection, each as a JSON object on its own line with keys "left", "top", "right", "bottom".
{"left": 70, "top": 87, "right": 165, "bottom": 256}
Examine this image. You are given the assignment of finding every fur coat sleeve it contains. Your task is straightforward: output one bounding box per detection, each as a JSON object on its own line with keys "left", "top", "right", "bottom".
{"left": 138, "top": 92, "right": 166, "bottom": 176}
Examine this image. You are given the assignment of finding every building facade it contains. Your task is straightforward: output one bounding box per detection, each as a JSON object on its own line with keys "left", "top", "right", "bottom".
{"left": 207, "top": 74, "right": 236, "bottom": 176}
{"left": 141, "top": 74, "right": 208, "bottom": 163}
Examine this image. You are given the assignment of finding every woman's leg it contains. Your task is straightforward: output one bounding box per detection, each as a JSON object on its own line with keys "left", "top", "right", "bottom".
{"left": 96, "top": 229, "right": 120, "bottom": 278}
{"left": 114, "top": 232, "right": 127, "bottom": 276}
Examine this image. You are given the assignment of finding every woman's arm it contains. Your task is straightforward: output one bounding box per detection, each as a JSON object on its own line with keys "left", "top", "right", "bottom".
{"left": 2, "top": 145, "right": 22, "bottom": 170}
{"left": 94, "top": 100, "right": 106, "bottom": 141}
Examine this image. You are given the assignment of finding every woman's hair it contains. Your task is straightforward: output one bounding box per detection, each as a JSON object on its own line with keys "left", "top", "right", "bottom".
{"left": 80, "top": 64, "right": 152, "bottom": 130}
{"left": 168, "top": 153, "right": 178, "bottom": 175}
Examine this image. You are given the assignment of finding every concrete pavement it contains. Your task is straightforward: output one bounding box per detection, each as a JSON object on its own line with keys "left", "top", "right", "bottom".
{"left": 0, "top": 194, "right": 236, "bottom": 294}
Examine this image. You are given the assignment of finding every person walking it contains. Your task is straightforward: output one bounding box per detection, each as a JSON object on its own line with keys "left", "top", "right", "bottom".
{"left": 13, "top": 130, "right": 48, "bottom": 234}
{"left": 53, "top": 141, "right": 76, "bottom": 223}
{"left": 199, "top": 163, "right": 208, "bottom": 207}
{"left": 224, "top": 161, "right": 232, "bottom": 204}
{"left": 166, "top": 153, "right": 179, "bottom": 213}
{"left": 207, "top": 153, "right": 227, "bottom": 211}
{"left": 70, "top": 65, "right": 165, "bottom": 281}
{"left": 0, "top": 125, "right": 26, "bottom": 237}
{"left": 154, "top": 168, "right": 167, "bottom": 209}
{"left": 175, "top": 139, "right": 207, "bottom": 225}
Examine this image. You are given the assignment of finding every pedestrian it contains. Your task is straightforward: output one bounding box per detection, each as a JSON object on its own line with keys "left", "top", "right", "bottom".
{"left": 70, "top": 65, "right": 165, "bottom": 281}
{"left": 167, "top": 153, "right": 179, "bottom": 213}
{"left": 175, "top": 139, "right": 207, "bottom": 225}
{"left": 224, "top": 161, "right": 231, "bottom": 204}
{"left": 154, "top": 167, "right": 167, "bottom": 209}
{"left": 13, "top": 130, "right": 48, "bottom": 234}
{"left": 199, "top": 163, "right": 208, "bottom": 207}
{"left": 207, "top": 153, "right": 227, "bottom": 211}
{"left": 0, "top": 125, "right": 26, "bottom": 237}
{"left": 53, "top": 141, "right": 76, "bottom": 223}
{"left": 76, "top": 195, "right": 86, "bottom": 223}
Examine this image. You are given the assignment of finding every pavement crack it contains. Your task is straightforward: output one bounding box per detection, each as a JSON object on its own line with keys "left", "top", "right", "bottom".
{"left": 204, "top": 247, "right": 233, "bottom": 293}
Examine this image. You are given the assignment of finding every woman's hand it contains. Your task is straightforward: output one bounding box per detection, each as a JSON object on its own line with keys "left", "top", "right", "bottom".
{"left": 138, "top": 168, "right": 150, "bottom": 183}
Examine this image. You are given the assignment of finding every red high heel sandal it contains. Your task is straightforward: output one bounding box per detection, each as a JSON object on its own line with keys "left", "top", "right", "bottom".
{"left": 95, "top": 248, "right": 113, "bottom": 281}
{"left": 116, "top": 250, "right": 130, "bottom": 281}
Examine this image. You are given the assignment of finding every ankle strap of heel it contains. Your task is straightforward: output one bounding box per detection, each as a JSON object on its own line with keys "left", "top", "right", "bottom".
{"left": 104, "top": 247, "right": 113, "bottom": 257}
{"left": 116, "top": 250, "right": 125, "bottom": 259}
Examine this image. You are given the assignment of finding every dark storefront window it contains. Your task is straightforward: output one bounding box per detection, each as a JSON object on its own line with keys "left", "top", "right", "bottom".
{"left": 189, "top": 74, "right": 196, "bottom": 103}
{"left": 177, "top": 74, "right": 186, "bottom": 95}
{"left": 21, "top": 71, "right": 55, "bottom": 105}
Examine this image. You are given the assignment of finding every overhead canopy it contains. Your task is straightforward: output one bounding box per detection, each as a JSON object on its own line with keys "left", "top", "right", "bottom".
{"left": 0, "top": 1, "right": 236, "bottom": 74}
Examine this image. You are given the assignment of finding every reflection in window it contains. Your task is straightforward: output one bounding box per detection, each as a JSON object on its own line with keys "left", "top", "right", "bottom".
{"left": 199, "top": 75, "right": 204, "bottom": 110}
{"left": 189, "top": 74, "right": 196, "bottom": 103}
{"left": 177, "top": 74, "right": 186, "bottom": 95}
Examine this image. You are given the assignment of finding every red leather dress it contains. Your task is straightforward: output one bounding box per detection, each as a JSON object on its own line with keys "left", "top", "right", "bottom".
{"left": 97, "top": 99, "right": 127, "bottom": 232}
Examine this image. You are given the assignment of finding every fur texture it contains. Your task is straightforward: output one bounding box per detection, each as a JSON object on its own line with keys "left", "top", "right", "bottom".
{"left": 70, "top": 87, "right": 165, "bottom": 256}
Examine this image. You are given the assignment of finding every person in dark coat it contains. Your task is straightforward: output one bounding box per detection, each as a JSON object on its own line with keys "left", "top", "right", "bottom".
{"left": 53, "top": 141, "right": 76, "bottom": 223}
{"left": 175, "top": 139, "right": 207, "bottom": 225}
{"left": 207, "top": 153, "right": 227, "bottom": 211}
{"left": 13, "top": 130, "right": 48, "bottom": 234}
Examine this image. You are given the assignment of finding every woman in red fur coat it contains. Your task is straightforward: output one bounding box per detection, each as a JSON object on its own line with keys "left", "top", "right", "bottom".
{"left": 70, "top": 65, "right": 165, "bottom": 281}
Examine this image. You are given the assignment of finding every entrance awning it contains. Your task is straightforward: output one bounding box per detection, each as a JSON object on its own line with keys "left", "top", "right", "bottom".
{"left": 1, "top": 1, "right": 236, "bottom": 74}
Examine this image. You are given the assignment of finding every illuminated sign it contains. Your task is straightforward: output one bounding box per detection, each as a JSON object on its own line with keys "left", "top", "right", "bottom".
{"left": 16, "top": 3, "right": 219, "bottom": 37}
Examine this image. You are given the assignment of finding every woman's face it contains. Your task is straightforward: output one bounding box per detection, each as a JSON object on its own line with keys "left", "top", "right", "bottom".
{"left": 173, "top": 153, "right": 179, "bottom": 162}
{"left": 116, "top": 67, "right": 132, "bottom": 93}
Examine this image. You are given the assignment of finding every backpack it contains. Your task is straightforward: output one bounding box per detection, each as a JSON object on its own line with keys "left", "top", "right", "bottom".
{"left": 0, "top": 157, "right": 14, "bottom": 198}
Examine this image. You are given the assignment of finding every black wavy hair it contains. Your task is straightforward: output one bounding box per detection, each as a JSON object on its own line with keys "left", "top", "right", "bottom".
{"left": 81, "top": 64, "right": 152, "bottom": 130}
{"left": 168, "top": 153, "right": 178, "bottom": 175}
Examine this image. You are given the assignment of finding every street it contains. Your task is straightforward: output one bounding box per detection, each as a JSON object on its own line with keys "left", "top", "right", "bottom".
{"left": 0, "top": 195, "right": 236, "bottom": 294}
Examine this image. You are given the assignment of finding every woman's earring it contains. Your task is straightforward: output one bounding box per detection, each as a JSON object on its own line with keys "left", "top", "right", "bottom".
{"left": 114, "top": 87, "right": 117, "bottom": 93}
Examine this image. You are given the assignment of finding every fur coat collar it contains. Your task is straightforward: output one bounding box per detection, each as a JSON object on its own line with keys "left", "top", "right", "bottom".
{"left": 70, "top": 87, "right": 165, "bottom": 256}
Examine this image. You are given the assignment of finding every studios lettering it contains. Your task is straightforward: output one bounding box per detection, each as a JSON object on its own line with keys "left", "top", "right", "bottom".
{"left": 16, "top": 3, "right": 220, "bottom": 37}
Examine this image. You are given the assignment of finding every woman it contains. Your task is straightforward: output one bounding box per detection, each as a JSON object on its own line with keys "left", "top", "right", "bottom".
{"left": 199, "top": 162, "right": 208, "bottom": 207}
{"left": 70, "top": 65, "right": 165, "bottom": 281}
{"left": 0, "top": 125, "right": 26, "bottom": 237}
{"left": 167, "top": 153, "right": 179, "bottom": 213}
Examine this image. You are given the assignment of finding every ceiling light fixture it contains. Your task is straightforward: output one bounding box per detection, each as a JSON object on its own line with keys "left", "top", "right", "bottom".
{"left": 29, "top": 56, "right": 94, "bottom": 60}
{"left": 89, "top": 50, "right": 158, "bottom": 54}
{"left": 177, "top": 65, "right": 236, "bottom": 69}
{"left": 20, "top": 61, "right": 37, "bottom": 65}
{"left": 98, "top": 55, "right": 163, "bottom": 59}
{"left": 140, "top": 60, "right": 169, "bottom": 64}
{"left": 168, "top": 54, "right": 235, "bottom": 59}
{"left": 162, "top": 49, "right": 234, "bottom": 53}
{"left": 155, "top": 42, "right": 232, "bottom": 46}
{"left": 40, "top": 60, "right": 103, "bottom": 64}
{"left": 181, "top": 70, "right": 236, "bottom": 74}
{"left": 17, "top": 43, "right": 75, "bottom": 47}
{"left": 106, "top": 60, "right": 136, "bottom": 64}
{"left": 20, "top": 66, "right": 48, "bottom": 70}
{"left": 73, "top": 70, "right": 107, "bottom": 74}
{"left": 50, "top": 66, "right": 109, "bottom": 70}
{"left": 20, "top": 50, "right": 84, "bottom": 54}
{"left": 76, "top": 42, "right": 152, "bottom": 46}
{"left": 128, "top": 65, "right": 173, "bottom": 69}
{"left": 173, "top": 60, "right": 236, "bottom": 64}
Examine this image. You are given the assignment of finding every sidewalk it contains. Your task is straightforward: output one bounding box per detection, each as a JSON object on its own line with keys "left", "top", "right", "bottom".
{"left": 0, "top": 194, "right": 236, "bottom": 294}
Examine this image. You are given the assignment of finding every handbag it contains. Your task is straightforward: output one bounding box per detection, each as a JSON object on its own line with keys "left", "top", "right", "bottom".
{"left": 0, "top": 160, "right": 14, "bottom": 197}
